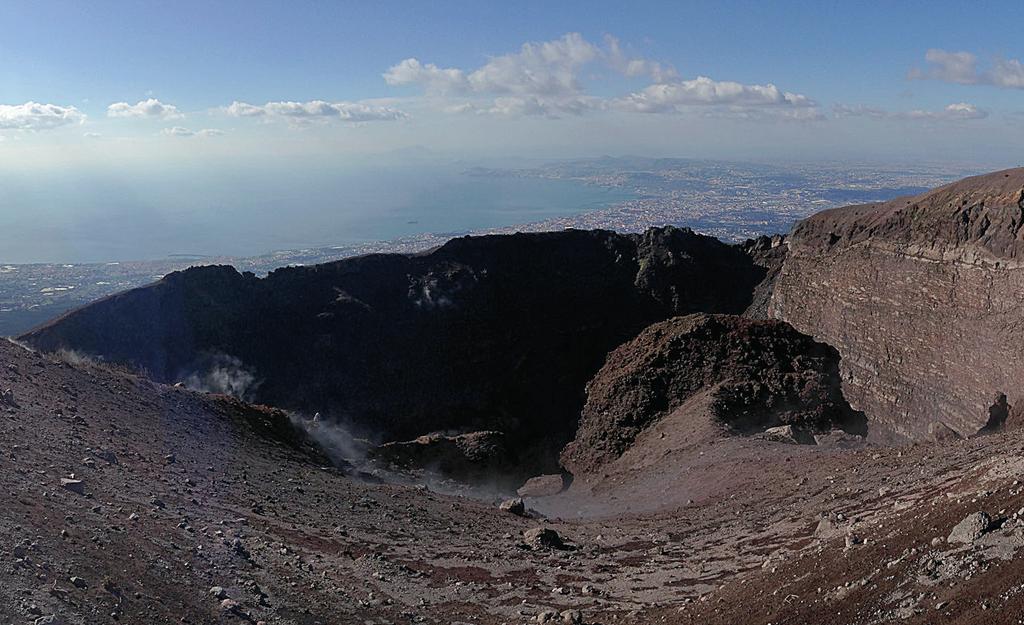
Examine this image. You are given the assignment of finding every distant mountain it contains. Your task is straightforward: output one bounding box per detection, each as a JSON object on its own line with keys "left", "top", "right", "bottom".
{"left": 22, "top": 226, "right": 767, "bottom": 470}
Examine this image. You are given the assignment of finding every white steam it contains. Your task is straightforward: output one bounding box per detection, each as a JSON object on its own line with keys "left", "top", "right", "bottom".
{"left": 182, "top": 354, "right": 261, "bottom": 401}
{"left": 289, "top": 413, "right": 370, "bottom": 467}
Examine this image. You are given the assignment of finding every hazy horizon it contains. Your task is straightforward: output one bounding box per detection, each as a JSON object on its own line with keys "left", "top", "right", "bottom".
{"left": 2, "top": 1, "right": 1023, "bottom": 263}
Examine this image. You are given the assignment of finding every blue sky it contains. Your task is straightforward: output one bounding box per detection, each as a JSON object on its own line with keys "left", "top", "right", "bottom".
{"left": 1, "top": 0, "right": 1023, "bottom": 165}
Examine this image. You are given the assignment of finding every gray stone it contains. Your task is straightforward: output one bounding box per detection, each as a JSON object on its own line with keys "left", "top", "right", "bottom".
{"left": 760, "top": 425, "right": 811, "bottom": 444}
{"left": 534, "top": 609, "right": 559, "bottom": 623}
{"left": 524, "top": 527, "right": 565, "bottom": 550}
{"left": 560, "top": 610, "right": 583, "bottom": 624}
{"left": 947, "top": 511, "right": 991, "bottom": 544}
{"left": 498, "top": 497, "right": 525, "bottom": 516}
{"left": 60, "top": 478, "right": 85, "bottom": 495}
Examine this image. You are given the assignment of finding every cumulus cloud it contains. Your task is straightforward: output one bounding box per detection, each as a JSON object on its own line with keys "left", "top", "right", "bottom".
{"left": 385, "top": 33, "right": 815, "bottom": 120}
{"left": 223, "top": 99, "right": 406, "bottom": 123}
{"left": 161, "top": 126, "right": 224, "bottom": 137}
{"left": 107, "top": 98, "right": 183, "bottom": 119}
{"left": 223, "top": 101, "right": 267, "bottom": 117}
{"left": 604, "top": 35, "right": 678, "bottom": 82}
{"left": 485, "top": 95, "right": 603, "bottom": 118}
{"left": 833, "top": 102, "right": 987, "bottom": 121}
{"left": 615, "top": 76, "right": 815, "bottom": 113}
{"left": 385, "top": 32, "right": 598, "bottom": 98}
{"left": 0, "top": 102, "right": 85, "bottom": 131}
{"left": 383, "top": 59, "right": 469, "bottom": 95}
{"left": 910, "top": 49, "right": 1024, "bottom": 89}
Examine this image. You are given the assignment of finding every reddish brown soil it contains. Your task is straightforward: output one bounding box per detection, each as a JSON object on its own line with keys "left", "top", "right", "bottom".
{"left": 4, "top": 338, "right": 1024, "bottom": 624}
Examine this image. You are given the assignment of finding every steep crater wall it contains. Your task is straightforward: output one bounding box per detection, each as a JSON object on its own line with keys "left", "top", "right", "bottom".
{"left": 22, "top": 227, "right": 767, "bottom": 468}
{"left": 770, "top": 168, "right": 1024, "bottom": 441}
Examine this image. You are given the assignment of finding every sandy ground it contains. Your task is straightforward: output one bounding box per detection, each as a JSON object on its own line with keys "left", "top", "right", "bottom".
{"left": 3, "top": 338, "right": 1024, "bottom": 625}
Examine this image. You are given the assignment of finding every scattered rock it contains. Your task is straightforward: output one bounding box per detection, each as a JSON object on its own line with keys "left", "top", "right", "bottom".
{"left": 813, "top": 430, "right": 865, "bottom": 448}
{"left": 209, "top": 586, "right": 228, "bottom": 599}
{"left": 524, "top": 527, "right": 566, "bottom": 550}
{"left": 60, "top": 478, "right": 85, "bottom": 495}
{"left": 498, "top": 497, "right": 525, "bottom": 516}
{"left": 947, "top": 511, "right": 992, "bottom": 544}
{"left": 534, "top": 609, "right": 559, "bottom": 623}
{"left": 760, "top": 425, "right": 813, "bottom": 445}
{"left": 814, "top": 514, "right": 841, "bottom": 538}
{"left": 560, "top": 609, "right": 583, "bottom": 624}
{"left": 517, "top": 474, "right": 569, "bottom": 497}
{"left": 371, "top": 431, "right": 512, "bottom": 484}
{"left": 69, "top": 576, "right": 87, "bottom": 589}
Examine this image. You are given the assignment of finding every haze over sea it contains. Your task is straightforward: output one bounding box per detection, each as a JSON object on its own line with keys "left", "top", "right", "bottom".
{"left": 0, "top": 165, "right": 633, "bottom": 265}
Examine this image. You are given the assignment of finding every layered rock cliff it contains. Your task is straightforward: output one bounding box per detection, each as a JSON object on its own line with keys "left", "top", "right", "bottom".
{"left": 770, "top": 167, "right": 1024, "bottom": 441}
{"left": 21, "top": 227, "right": 766, "bottom": 466}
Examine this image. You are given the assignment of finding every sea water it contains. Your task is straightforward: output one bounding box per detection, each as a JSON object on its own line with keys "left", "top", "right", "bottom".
{"left": 0, "top": 164, "right": 635, "bottom": 264}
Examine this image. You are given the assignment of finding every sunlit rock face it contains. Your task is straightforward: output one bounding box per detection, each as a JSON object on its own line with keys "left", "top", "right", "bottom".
{"left": 771, "top": 168, "right": 1024, "bottom": 441}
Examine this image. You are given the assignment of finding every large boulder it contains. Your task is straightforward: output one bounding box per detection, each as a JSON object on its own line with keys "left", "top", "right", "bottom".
{"left": 561, "top": 314, "right": 866, "bottom": 477}
{"left": 369, "top": 431, "right": 511, "bottom": 482}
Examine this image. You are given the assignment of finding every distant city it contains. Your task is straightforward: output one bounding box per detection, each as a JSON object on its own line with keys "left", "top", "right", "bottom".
{"left": 0, "top": 157, "right": 976, "bottom": 336}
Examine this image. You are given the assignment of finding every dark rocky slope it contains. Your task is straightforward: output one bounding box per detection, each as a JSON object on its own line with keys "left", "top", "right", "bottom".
{"left": 21, "top": 227, "right": 766, "bottom": 466}
{"left": 560, "top": 313, "right": 866, "bottom": 478}
{"left": 14, "top": 310, "right": 1024, "bottom": 625}
{"left": 770, "top": 167, "right": 1024, "bottom": 441}
{"left": 740, "top": 233, "right": 788, "bottom": 319}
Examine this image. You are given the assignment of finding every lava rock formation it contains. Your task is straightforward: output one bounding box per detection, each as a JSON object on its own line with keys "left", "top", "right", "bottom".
{"left": 21, "top": 226, "right": 766, "bottom": 467}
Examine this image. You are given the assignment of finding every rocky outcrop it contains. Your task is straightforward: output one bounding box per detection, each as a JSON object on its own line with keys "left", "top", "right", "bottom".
{"left": 770, "top": 168, "right": 1024, "bottom": 441}
{"left": 740, "top": 234, "right": 788, "bottom": 319}
{"left": 560, "top": 314, "right": 865, "bottom": 477}
{"left": 21, "top": 227, "right": 766, "bottom": 468}
{"left": 369, "top": 431, "right": 511, "bottom": 482}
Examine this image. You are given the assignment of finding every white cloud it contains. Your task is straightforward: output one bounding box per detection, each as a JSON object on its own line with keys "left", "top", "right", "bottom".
{"left": 615, "top": 76, "right": 815, "bottom": 113}
{"left": 469, "top": 32, "right": 597, "bottom": 96}
{"left": 834, "top": 102, "right": 987, "bottom": 121}
{"left": 224, "top": 101, "right": 268, "bottom": 117}
{"left": 911, "top": 49, "right": 1024, "bottom": 89}
{"left": 223, "top": 99, "right": 406, "bottom": 123}
{"left": 385, "top": 33, "right": 814, "bottom": 121}
{"left": 385, "top": 32, "right": 598, "bottom": 98}
{"left": 0, "top": 102, "right": 85, "bottom": 131}
{"left": 485, "top": 95, "right": 602, "bottom": 118}
{"left": 701, "top": 106, "right": 827, "bottom": 122}
{"left": 991, "top": 58, "right": 1024, "bottom": 89}
{"left": 161, "top": 126, "right": 224, "bottom": 137}
{"left": 604, "top": 35, "right": 677, "bottom": 82}
{"left": 107, "top": 98, "right": 183, "bottom": 119}
{"left": 383, "top": 59, "right": 468, "bottom": 94}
